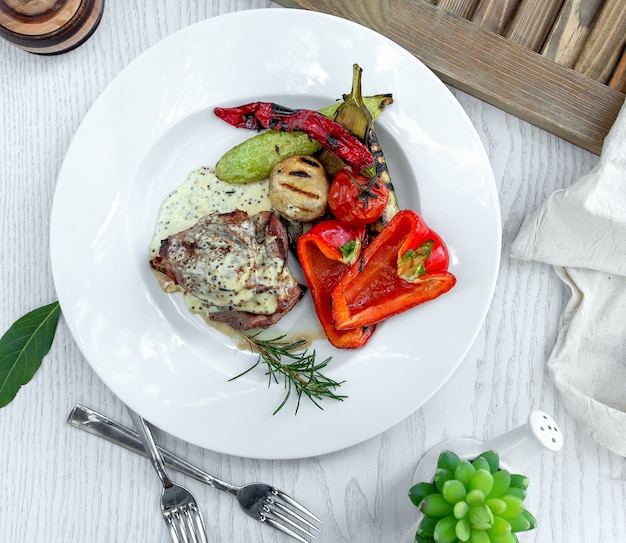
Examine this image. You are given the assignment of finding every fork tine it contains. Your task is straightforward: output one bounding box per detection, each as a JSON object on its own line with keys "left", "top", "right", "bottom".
{"left": 180, "top": 509, "right": 199, "bottom": 543}
{"left": 272, "top": 489, "right": 323, "bottom": 525}
{"left": 167, "top": 511, "right": 190, "bottom": 543}
{"left": 167, "top": 505, "right": 208, "bottom": 543}
{"left": 167, "top": 507, "right": 206, "bottom": 543}
{"left": 262, "top": 492, "right": 321, "bottom": 543}
{"left": 262, "top": 515, "right": 316, "bottom": 543}
{"left": 268, "top": 500, "right": 321, "bottom": 532}
{"left": 165, "top": 515, "right": 182, "bottom": 543}
{"left": 183, "top": 506, "right": 209, "bottom": 543}
{"left": 265, "top": 504, "right": 321, "bottom": 539}
{"left": 258, "top": 487, "right": 323, "bottom": 542}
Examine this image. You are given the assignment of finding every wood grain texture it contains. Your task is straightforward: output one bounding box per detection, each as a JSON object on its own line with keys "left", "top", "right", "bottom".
{"left": 2, "top": 2, "right": 626, "bottom": 543}
{"left": 609, "top": 48, "right": 626, "bottom": 93}
{"left": 436, "top": 0, "right": 479, "bottom": 19}
{"left": 503, "top": 0, "right": 565, "bottom": 51}
{"left": 573, "top": 0, "right": 626, "bottom": 83}
{"left": 540, "top": 0, "right": 604, "bottom": 67}
{"left": 471, "top": 0, "right": 522, "bottom": 34}
{"left": 276, "top": 0, "right": 623, "bottom": 154}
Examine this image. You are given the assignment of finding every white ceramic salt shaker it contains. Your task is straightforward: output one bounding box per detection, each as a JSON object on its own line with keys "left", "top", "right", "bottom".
{"left": 481, "top": 410, "right": 563, "bottom": 471}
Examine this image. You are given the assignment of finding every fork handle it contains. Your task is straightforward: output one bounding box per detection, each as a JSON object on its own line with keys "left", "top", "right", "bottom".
{"left": 68, "top": 404, "right": 237, "bottom": 494}
{"left": 127, "top": 407, "right": 174, "bottom": 487}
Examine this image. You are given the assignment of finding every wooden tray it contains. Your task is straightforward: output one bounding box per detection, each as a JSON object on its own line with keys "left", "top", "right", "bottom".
{"left": 275, "top": 0, "right": 626, "bottom": 155}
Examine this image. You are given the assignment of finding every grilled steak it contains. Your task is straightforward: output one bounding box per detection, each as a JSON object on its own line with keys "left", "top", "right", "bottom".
{"left": 151, "top": 210, "right": 304, "bottom": 330}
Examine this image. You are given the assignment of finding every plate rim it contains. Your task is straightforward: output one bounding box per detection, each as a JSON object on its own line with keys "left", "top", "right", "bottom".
{"left": 50, "top": 8, "right": 502, "bottom": 459}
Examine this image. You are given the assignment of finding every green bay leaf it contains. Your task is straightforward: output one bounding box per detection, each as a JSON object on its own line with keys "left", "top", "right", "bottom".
{"left": 0, "top": 301, "right": 61, "bottom": 408}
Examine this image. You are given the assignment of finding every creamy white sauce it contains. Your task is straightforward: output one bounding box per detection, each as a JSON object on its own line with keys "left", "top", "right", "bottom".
{"left": 150, "top": 166, "right": 277, "bottom": 318}
{"left": 149, "top": 166, "right": 272, "bottom": 258}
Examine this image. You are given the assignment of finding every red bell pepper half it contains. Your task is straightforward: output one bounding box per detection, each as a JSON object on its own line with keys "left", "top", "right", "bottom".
{"left": 331, "top": 209, "right": 456, "bottom": 330}
{"left": 296, "top": 220, "right": 376, "bottom": 349}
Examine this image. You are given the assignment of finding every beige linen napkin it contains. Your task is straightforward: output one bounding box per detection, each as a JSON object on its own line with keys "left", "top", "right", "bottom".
{"left": 511, "top": 101, "right": 626, "bottom": 456}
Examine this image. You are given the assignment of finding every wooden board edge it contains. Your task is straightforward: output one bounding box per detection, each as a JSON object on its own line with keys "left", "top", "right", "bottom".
{"left": 275, "top": 0, "right": 625, "bottom": 155}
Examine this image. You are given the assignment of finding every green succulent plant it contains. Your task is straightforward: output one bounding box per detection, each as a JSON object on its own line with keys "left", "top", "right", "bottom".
{"left": 408, "top": 450, "right": 537, "bottom": 543}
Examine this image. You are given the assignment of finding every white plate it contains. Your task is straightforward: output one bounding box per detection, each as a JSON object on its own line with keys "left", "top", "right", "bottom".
{"left": 50, "top": 9, "right": 501, "bottom": 459}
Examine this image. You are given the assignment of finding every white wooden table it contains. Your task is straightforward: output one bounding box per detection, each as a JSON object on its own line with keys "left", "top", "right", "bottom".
{"left": 2, "top": 1, "right": 625, "bottom": 542}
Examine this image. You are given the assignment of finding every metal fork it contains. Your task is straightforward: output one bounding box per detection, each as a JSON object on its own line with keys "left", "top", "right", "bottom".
{"left": 126, "top": 407, "right": 209, "bottom": 543}
{"left": 68, "top": 404, "right": 322, "bottom": 543}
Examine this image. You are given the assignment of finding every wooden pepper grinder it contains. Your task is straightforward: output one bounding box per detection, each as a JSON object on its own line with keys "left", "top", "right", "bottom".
{"left": 0, "top": 0, "right": 105, "bottom": 55}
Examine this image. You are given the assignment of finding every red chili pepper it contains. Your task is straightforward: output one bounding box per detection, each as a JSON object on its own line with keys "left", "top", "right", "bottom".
{"left": 331, "top": 209, "right": 456, "bottom": 330}
{"left": 296, "top": 220, "right": 375, "bottom": 349}
{"left": 214, "top": 102, "right": 376, "bottom": 177}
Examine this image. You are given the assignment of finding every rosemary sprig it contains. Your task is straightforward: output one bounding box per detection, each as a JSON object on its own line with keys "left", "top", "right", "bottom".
{"left": 231, "top": 332, "right": 346, "bottom": 415}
